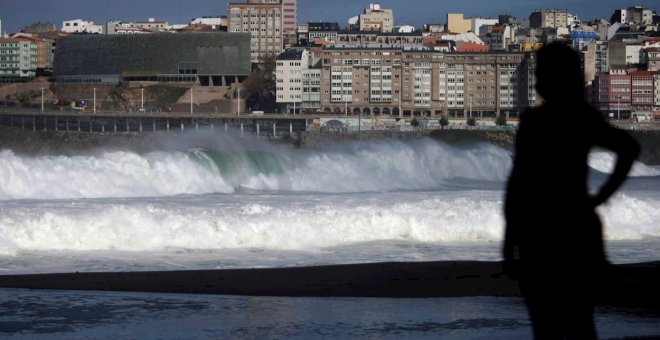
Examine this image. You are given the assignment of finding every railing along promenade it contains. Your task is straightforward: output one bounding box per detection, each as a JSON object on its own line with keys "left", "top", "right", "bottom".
{"left": 1, "top": 107, "right": 658, "bottom": 138}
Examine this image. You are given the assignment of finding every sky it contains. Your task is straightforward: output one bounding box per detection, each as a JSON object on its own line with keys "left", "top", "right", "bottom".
{"left": 0, "top": 0, "right": 657, "bottom": 33}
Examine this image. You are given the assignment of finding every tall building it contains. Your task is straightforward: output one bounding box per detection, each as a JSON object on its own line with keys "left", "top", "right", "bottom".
{"left": 359, "top": 4, "right": 394, "bottom": 33}
{"left": 318, "top": 46, "right": 535, "bottom": 117}
{"left": 281, "top": 0, "right": 297, "bottom": 45}
{"left": 228, "top": 0, "right": 297, "bottom": 63}
{"left": 276, "top": 49, "right": 307, "bottom": 113}
{"left": 0, "top": 37, "right": 38, "bottom": 80}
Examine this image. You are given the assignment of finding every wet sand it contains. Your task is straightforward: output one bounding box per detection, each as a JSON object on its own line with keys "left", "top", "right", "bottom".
{"left": 0, "top": 261, "right": 658, "bottom": 308}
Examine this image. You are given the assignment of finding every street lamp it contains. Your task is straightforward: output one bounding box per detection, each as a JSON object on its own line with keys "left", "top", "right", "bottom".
{"left": 190, "top": 87, "right": 193, "bottom": 114}
{"left": 237, "top": 88, "right": 240, "bottom": 115}
{"left": 93, "top": 87, "right": 96, "bottom": 114}
{"left": 40, "top": 87, "right": 44, "bottom": 112}
{"left": 140, "top": 86, "right": 144, "bottom": 112}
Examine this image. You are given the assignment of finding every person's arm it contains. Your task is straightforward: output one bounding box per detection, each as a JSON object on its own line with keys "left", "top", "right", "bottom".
{"left": 591, "top": 123, "right": 640, "bottom": 207}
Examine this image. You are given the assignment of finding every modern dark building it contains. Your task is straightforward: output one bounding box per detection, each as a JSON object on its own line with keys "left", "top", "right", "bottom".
{"left": 53, "top": 32, "right": 251, "bottom": 86}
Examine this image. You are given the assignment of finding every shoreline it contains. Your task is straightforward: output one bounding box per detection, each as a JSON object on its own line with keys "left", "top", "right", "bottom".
{"left": 0, "top": 261, "right": 658, "bottom": 309}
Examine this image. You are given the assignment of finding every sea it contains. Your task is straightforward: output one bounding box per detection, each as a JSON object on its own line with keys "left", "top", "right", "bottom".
{"left": 0, "top": 130, "right": 659, "bottom": 338}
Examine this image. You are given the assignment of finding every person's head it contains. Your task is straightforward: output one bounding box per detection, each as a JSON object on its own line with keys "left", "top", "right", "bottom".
{"left": 535, "top": 42, "right": 584, "bottom": 104}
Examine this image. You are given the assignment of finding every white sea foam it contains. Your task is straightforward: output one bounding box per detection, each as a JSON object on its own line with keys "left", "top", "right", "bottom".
{"left": 588, "top": 151, "right": 660, "bottom": 177}
{"left": 0, "top": 139, "right": 513, "bottom": 200}
{"left": 0, "top": 191, "right": 657, "bottom": 256}
{"left": 0, "top": 150, "right": 233, "bottom": 200}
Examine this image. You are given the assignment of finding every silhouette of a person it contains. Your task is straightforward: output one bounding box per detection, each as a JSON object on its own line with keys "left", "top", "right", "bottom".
{"left": 503, "top": 42, "right": 640, "bottom": 339}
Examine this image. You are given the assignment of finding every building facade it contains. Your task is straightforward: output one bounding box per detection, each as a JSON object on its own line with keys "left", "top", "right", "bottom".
{"left": 133, "top": 18, "right": 169, "bottom": 31}
{"left": 649, "top": 48, "right": 660, "bottom": 71}
{"left": 228, "top": 0, "right": 297, "bottom": 63}
{"left": 611, "top": 6, "right": 656, "bottom": 25}
{"left": 359, "top": 4, "right": 394, "bottom": 33}
{"left": 276, "top": 49, "right": 308, "bottom": 113}
{"left": 53, "top": 33, "right": 251, "bottom": 86}
{"left": 631, "top": 71, "right": 654, "bottom": 112}
{"left": 228, "top": 1, "right": 283, "bottom": 63}
{"left": 446, "top": 14, "right": 471, "bottom": 34}
{"left": 529, "top": 10, "right": 571, "bottom": 29}
{"left": 319, "top": 46, "right": 535, "bottom": 117}
{"left": 61, "top": 19, "right": 103, "bottom": 34}
{"left": 0, "top": 37, "right": 38, "bottom": 80}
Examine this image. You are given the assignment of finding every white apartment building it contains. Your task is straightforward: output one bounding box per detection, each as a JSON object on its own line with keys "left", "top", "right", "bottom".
{"left": 0, "top": 37, "right": 37, "bottom": 79}
{"left": 276, "top": 49, "right": 309, "bottom": 113}
{"left": 62, "top": 19, "right": 103, "bottom": 34}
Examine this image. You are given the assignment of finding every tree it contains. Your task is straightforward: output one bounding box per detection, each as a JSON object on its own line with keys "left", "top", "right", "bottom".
{"left": 496, "top": 114, "right": 508, "bottom": 127}
{"left": 466, "top": 117, "right": 477, "bottom": 126}
{"left": 410, "top": 117, "right": 420, "bottom": 130}
{"left": 439, "top": 116, "right": 449, "bottom": 129}
{"left": 242, "top": 54, "right": 277, "bottom": 112}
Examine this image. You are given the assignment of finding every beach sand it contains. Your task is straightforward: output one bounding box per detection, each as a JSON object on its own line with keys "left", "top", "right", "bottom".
{"left": 0, "top": 261, "right": 658, "bottom": 309}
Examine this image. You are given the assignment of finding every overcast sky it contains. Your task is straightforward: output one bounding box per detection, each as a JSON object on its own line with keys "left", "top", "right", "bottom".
{"left": 0, "top": 0, "right": 657, "bottom": 33}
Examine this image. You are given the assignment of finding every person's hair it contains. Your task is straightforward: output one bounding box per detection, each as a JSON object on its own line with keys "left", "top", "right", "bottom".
{"left": 535, "top": 42, "right": 584, "bottom": 103}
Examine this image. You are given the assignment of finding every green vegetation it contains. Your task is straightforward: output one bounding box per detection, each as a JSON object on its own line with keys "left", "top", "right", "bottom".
{"left": 495, "top": 114, "right": 507, "bottom": 126}
{"left": 410, "top": 118, "right": 420, "bottom": 129}
{"left": 439, "top": 116, "right": 449, "bottom": 129}
{"left": 242, "top": 54, "right": 277, "bottom": 112}
{"left": 466, "top": 117, "right": 477, "bottom": 126}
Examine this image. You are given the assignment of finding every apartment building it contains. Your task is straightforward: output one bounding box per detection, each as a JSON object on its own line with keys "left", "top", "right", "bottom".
{"left": 336, "top": 31, "right": 423, "bottom": 47}
{"left": 228, "top": 0, "right": 297, "bottom": 63}
{"left": 593, "top": 68, "right": 637, "bottom": 118}
{"left": 276, "top": 49, "right": 313, "bottom": 113}
{"left": 650, "top": 48, "right": 660, "bottom": 71}
{"left": 611, "top": 6, "right": 656, "bottom": 25}
{"left": 529, "top": 10, "right": 571, "bottom": 29}
{"left": 631, "top": 71, "right": 655, "bottom": 112}
{"left": 359, "top": 4, "right": 394, "bottom": 33}
{"left": 61, "top": 19, "right": 103, "bottom": 34}
{"left": 318, "top": 46, "right": 534, "bottom": 117}
{"left": 297, "top": 22, "right": 340, "bottom": 45}
{"left": 0, "top": 37, "right": 38, "bottom": 80}
{"left": 281, "top": 0, "right": 297, "bottom": 45}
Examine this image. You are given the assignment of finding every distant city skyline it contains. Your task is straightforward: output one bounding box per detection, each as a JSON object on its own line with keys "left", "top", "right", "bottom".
{"left": 0, "top": 0, "right": 657, "bottom": 33}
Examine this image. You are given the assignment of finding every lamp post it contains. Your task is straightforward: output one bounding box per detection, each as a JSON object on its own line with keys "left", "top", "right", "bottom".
{"left": 237, "top": 88, "right": 240, "bottom": 115}
{"left": 140, "top": 86, "right": 144, "bottom": 112}
{"left": 190, "top": 87, "right": 193, "bottom": 114}
{"left": 40, "top": 87, "right": 44, "bottom": 112}
{"left": 93, "top": 87, "right": 96, "bottom": 114}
